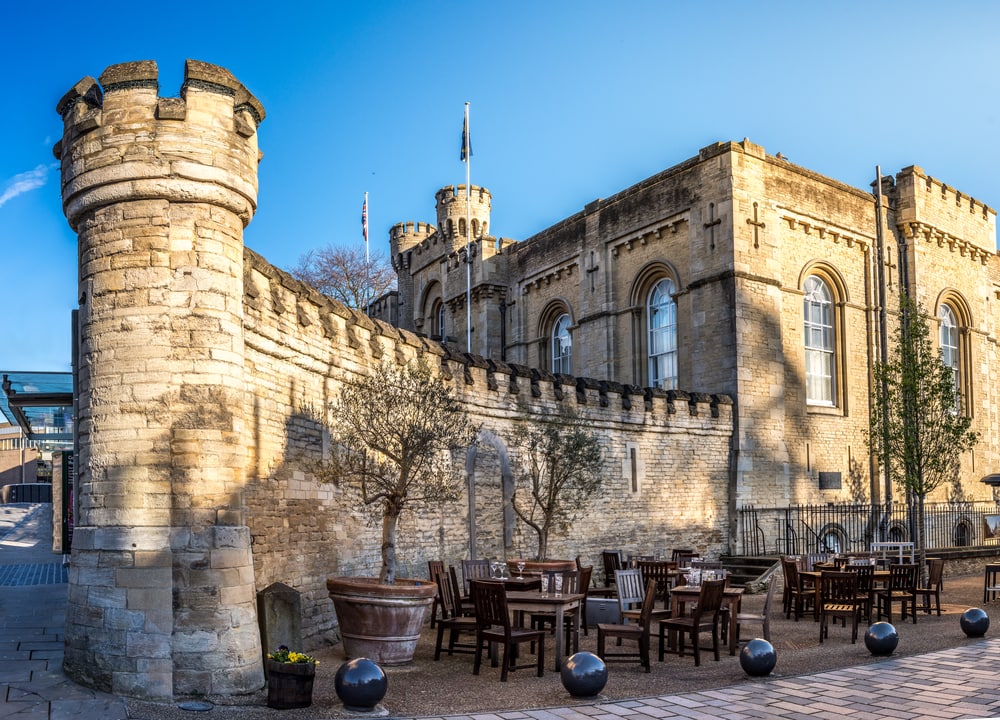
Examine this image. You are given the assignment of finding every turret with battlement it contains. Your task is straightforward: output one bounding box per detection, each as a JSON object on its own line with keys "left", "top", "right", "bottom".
{"left": 436, "top": 184, "right": 492, "bottom": 248}
{"left": 54, "top": 60, "right": 264, "bottom": 701}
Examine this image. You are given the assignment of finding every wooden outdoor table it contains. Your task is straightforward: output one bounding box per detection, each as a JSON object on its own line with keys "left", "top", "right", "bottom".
{"left": 505, "top": 590, "right": 584, "bottom": 671}
{"left": 478, "top": 576, "right": 541, "bottom": 591}
{"left": 800, "top": 568, "right": 890, "bottom": 620}
{"left": 667, "top": 585, "right": 743, "bottom": 653}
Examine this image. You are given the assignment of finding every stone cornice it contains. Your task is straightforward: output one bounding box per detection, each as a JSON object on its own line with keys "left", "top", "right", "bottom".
{"left": 900, "top": 220, "right": 993, "bottom": 265}
{"left": 610, "top": 212, "right": 690, "bottom": 258}
{"left": 778, "top": 210, "right": 871, "bottom": 253}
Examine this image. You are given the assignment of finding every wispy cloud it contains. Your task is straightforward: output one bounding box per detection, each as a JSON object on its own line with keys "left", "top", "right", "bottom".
{"left": 0, "top": 164, "right": 55, "bottom": 209}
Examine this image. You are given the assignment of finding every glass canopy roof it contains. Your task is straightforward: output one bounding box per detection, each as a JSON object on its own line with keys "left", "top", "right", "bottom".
{"left": 0, "top": 371, "right": 73, "bottom": 446}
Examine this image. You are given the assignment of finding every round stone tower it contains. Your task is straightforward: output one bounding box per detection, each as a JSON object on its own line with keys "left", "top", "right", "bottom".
{"left": 435, "top": 184, "right": 492, "bottom": 248}
{"left": 54, "top": 60, "right": 265, "bottom": 700}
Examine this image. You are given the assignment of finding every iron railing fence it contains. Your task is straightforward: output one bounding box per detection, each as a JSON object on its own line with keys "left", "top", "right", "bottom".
{"left": 738, "top": 500, "right": 1000, "bottom": 557}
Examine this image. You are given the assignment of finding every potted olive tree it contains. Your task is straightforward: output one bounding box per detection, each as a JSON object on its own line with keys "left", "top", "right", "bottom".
{"left": 318, "top": 360, "right": 476, "bottom": 665}
{"left": 507, "top": 408, "right": 605, "bottom": 570}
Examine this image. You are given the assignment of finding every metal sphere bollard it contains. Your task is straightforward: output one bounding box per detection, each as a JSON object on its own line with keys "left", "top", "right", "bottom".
{"left": 864, "top": 622, "right": 899, "bottom": 656}
{"left": 739, "top": 638, "right": 777, "bottom": 677}
{"left": 560, "top": 652, "right": 609, "bottom": 697}
{"left": 960, "top": 608, "right": 990, "bottom": 637}
{"left": 334, "top": 658, "right": 388, "bottom": 711}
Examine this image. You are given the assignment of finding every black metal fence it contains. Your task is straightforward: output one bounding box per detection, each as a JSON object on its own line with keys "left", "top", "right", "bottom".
{"left": 737, "top": 500, "right": 1000, "bottom": 556}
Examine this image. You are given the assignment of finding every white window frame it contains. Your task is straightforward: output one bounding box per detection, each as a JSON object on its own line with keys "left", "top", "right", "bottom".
{"left": 551, "top": 313, "right": 572, "bottom": 374}
{"left": 803, "top": 275, "right": 835, "bottom": 406}
{"left": 647, "top": 278, "right": 677, "bottom": 390}
{"left": 939, "top": 304, "right": 960, "bottom": 407}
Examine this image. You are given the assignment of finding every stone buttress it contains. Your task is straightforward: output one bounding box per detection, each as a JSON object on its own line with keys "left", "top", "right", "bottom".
{"left": 54, "top": 59, "right": 266, "bottom": 700}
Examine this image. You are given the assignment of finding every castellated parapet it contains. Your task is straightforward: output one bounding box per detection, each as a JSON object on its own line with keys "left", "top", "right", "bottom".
{"left": 435, "top": 184, "right": 491, "bottom": 246}
{"left": 893, "top": 165, "right": 997, "bottom": 260}
{"left": 54, "top": 60, "right": 265, "bottom": 701}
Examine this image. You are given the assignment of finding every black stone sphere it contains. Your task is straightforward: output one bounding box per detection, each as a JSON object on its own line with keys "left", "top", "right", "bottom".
{"left": 864, "top": 622, "right": 899, "bottom": 656}
{"left": 738, "top": 638, "right": 777, "bottom": 677}
{"left": 560, "top": 652, "right": 608, "bottom": 697}
{"left": 334, "top": 658, "right": 388, "bottom": 711}
{"left": 960, "top": 607, "right": 990, "bottom": 637}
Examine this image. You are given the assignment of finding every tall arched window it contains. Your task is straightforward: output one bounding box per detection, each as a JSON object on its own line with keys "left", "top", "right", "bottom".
{"left": 939, "top": 304, "right": 959, "bottom": 394}
{"left": 803, "top": 275, "right": 835, "bottom": 405}
{"left": 647, "top": 278, "right": 677, "bottom": 390}
{"left": 435, "top": 300, "right": 446, "bottom": 339}
{"left": 551, "top": 313, "right": 572, "bottom": 374}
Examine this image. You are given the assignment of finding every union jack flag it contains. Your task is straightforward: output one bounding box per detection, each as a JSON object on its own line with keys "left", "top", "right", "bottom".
{"left": 362, "top": 194, "right": 368, "bottom": 244}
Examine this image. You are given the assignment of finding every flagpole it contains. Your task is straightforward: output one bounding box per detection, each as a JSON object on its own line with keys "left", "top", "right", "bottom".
{"left": 464, "top": 102, "right": 472, "bottom": 354}
{"left": 362, "top": 191, "right": 370, "bottom": 314}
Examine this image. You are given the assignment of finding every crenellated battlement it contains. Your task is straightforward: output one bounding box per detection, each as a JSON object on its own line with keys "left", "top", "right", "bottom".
{"left": 390, "top": 220, "right": 436, "bottom": 249}
{"left": 893, "top": 165, "right": 997, "bottom": 255}
{"left": 54, "top": 59, "right": 265, "bottom": 231}
{"left": 434, "top": 184, "right": 492, "bottom": 246}
{"left": 243, "top": 246, "right": 733, "bottom": 424}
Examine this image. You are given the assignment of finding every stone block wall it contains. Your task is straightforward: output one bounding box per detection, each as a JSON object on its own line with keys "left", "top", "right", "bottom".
{"left": 240, "top": 249, "right": 735, "bottom": 645}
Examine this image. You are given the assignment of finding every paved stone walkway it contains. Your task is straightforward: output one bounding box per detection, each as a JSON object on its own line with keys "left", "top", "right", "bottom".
{"left": 1, "top": 502, "right": 999, "bottom": 719}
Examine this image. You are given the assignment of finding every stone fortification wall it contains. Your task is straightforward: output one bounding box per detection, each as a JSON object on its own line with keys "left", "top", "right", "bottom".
{"left": 240, "top": 248, "right": 734, "bottom": 647}
{"left": 55, "top": 59, "right": 734, "bottom": 702}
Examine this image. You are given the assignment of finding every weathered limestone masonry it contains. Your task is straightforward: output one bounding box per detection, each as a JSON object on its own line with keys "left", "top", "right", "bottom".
{"left": 55, "top": 60, "right": 266, "bottom": 700}
{"left": 55, "top": 60, "right": 734, "bottom": 701}
{"left": 240, "top": 249, "right": 733, "bottom": 648}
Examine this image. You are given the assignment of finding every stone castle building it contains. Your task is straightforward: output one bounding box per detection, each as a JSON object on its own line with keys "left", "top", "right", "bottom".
{"left": 53, "top": 60, "right": 733, "bottom": 701}
{"left": 52, "top": 58, "right": 999, "bottom": 702}
{"left": 382, "top": 141, "right": 1000, "bottom": 512}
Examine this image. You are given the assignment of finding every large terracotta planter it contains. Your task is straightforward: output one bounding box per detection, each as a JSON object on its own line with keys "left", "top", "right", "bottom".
{"left": 327, "top": 576, "right": 436, "bottom": 665}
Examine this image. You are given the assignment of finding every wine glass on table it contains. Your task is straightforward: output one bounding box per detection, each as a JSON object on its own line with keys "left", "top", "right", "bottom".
{"left": 516, "top": 561, "right": 525, "bottom": 580}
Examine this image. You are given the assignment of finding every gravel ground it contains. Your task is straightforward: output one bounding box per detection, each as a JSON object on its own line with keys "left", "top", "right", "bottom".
{"left": 127, "top": 571, "right": 997, "bottom": 719}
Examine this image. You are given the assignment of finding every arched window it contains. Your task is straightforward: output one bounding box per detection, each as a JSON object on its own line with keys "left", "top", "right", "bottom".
{"left": 551, "top": 313, "right": 572, "bottom": 374}
{"left": 803, "top": 275, "right": 835, "bottom": 405}
{"left": 939, "top": 304, "right": 960, "bottom": 396}
{"left": 647, "top": 278, "right": 677, "bottom": 390}
{"left": 434, "top": 300, "right": 446, "bottom": 339}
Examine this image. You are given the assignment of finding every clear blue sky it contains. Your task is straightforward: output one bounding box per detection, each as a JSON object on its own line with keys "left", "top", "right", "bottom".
{"left": 3, "top": 1, "right": 999, "bottom": 372}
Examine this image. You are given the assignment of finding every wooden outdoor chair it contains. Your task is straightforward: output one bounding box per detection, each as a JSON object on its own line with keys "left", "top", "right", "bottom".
{"left": 602, "top": 550, "right": 624, "bottom": 588}
{"left": 916, "top": 557, "right": 945, "bottom": 616}
{"left": 470, "top": 579, "right": 545, "bottom": 681}
{"left": 596, "top": 579, "right": 669, "bottom": 672}
{"left": 844, "top": 563, "right": 875, "bottom": 623}
{"left": 432, "top": 567, "right": 477, "bottom": 660}
{"left": 615, "top": 568, "right": 646, "bottom": 625}
{"left": 673, "top": 549, "right": 697, "bottom": 569}
{"left": 876, "top": 563, "right": 919, "bottom": 624}
{"left": 461, "top": 559, "right": 492, "bottom": 592}
{"left": 659, "top": 577, "right": 727, "bottom": 666}
{"left": 731, "top": 568, "right": 777, "bottom": 654}
{"left": 428, "top": 559, "right": 445, "bottom": 628}
{"left": 819, "top": 571, "right": 861, "bottom": 643}
{"left": 636, "top": 559, "right": 676, "bottom": 608}
{"left": 779, "top": 556, "right": 812, "bottom": 620}
{"left": 449, "top": 565, "right": 476, "bottom": 616}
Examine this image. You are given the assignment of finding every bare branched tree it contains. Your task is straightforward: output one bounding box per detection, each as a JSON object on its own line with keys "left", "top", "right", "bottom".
{"left": 508, "top": 409, "right": 605, "bottom": 561}
{"left": 314, "top": 361, "right": 477, "bottom": 583}
{"left": 291, "top": 244, "right": 396, "bottom": 310}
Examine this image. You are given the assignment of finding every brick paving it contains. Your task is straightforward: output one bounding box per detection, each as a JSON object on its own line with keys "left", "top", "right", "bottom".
{"left": 1, "top": 502, "right": 999, "bottom": 720}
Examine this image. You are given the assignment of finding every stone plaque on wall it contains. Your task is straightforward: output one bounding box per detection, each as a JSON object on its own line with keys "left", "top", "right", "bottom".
{"left": 818, "top": 472, "right": 842, "bottom": 490}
